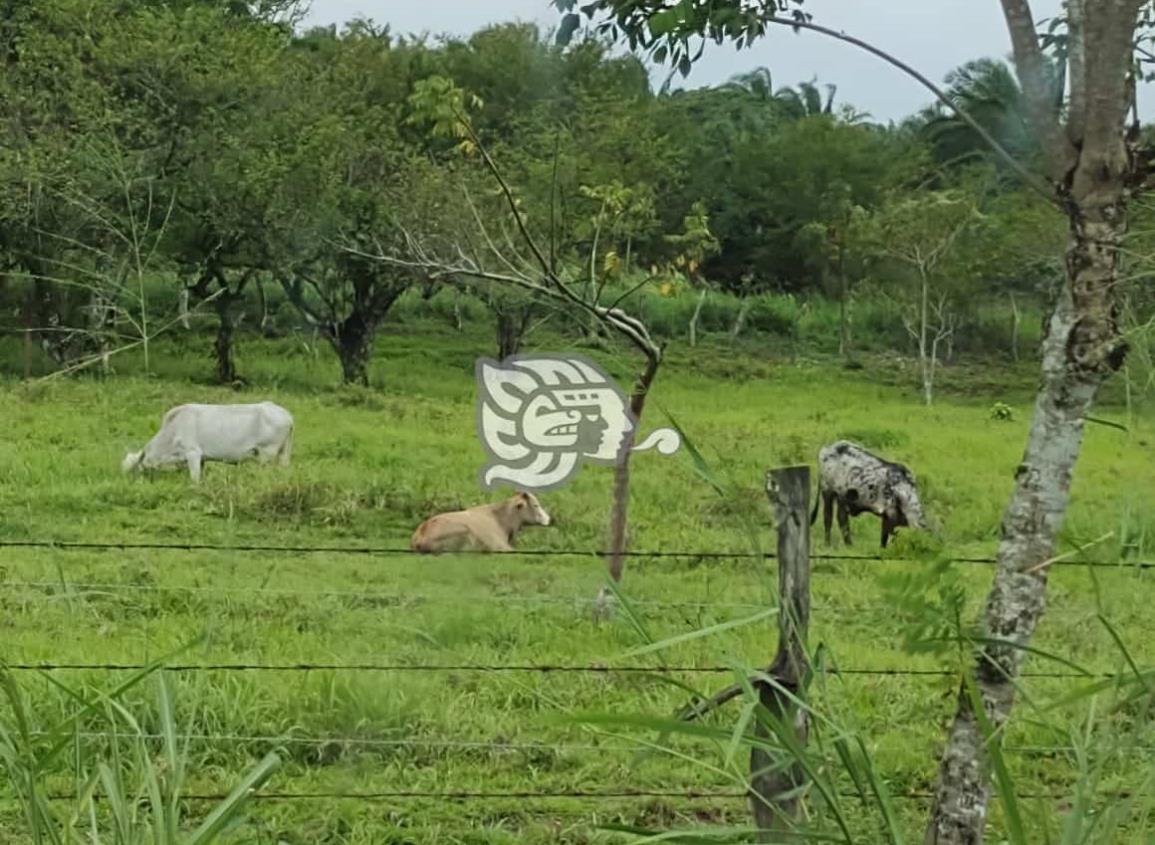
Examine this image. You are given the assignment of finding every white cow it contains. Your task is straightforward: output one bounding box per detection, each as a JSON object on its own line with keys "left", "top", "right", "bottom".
{"left": 121, "top": 402, "right": 294, "bottom": 483}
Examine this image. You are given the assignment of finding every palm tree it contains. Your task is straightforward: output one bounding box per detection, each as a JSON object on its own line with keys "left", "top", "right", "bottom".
{"left": 722, "top": 66, "right": 778, "bottom": 101}
{"left": 722, "top": 69, "right": 838, "bottom": 121}
{"left": 922, "top": 58, "right": 1056, "bottom": 170}
{"left": 775, "top": 78, "right": 836, "bottom": 119}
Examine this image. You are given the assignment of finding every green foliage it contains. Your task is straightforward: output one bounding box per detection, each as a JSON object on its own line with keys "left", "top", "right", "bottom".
{"left": 990, "top": 402, "right": 1015, "bottom": 421}
{"left": 553, "top": 0, "right": 809, "bottom": 77}
{"left": 0, "top": 669, "right": 280, "bottom": 844}
{"left": 0, "top": 2, "right": 1084, "bottom": 384}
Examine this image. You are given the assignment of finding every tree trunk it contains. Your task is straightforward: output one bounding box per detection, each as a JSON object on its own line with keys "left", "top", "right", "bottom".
{"left": 730, "top": 297, "right": 752, "bottom": 341}
{"left": 1009, "top": 292, "right": 1021, "bottom": 362}
{"left": 255, "top": 276, "right": 270, "bottom": 336}
{"left": 334, "top": 312, "right": 373, "bottom": 387}
{"left": 452, "top": 290, "right": 464, "bottom": 332}
{"left": 21, "top": 284, "right": 34, "bottom": 379}
{"left": 919, "top": 268, "right": 932, "bottom": 406}
{"left": 213, "top": 291, "right": 241, "bottom": 384}
{"left": 688, "top": 289, "right": 707, "bottom": 347}
{"left": 606, "top": 353, "right": 661, "bottom": 584}
{"left": 837, "top": 241, "right": 851, "bottom": 361}
{"left": 87, "top": 290, "right": 115, "bottom": 378}
{"left": 929, "top": 327, "right": 943, "bottom": 404}
{"left": 496, "top": 310, "right": 523, "bottom": 360}
{"left": 925, "top": 201, "right": 1128, "bottom": 844}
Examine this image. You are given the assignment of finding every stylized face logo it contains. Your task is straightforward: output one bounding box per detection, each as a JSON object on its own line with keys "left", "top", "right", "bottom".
{"left": 476, "top": 354, "right": 677, "bottom": 492}
{"left": 521, "top": 386, "right": 633, "bottom": 460}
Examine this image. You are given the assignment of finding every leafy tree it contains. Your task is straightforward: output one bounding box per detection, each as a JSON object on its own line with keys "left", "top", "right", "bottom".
{"left": 718, "top": 114, "right": 918, "bottom": 290}
{"left": 148, "top": 8, "right": 294, "bottom": 381}
{"left": 794, "top": 182, "right": 865, "bottom": 360}
{"left": 0, "top": 0, "right": 269, "bottom": 375}
{"left": 657, "top": 201, "right": 721, "bottom": 346}
{"left": 858, "top": 190, "right": 982, "bottom": 404}
{"left": 265, "top": 24, "right": 437, "bottom": 386}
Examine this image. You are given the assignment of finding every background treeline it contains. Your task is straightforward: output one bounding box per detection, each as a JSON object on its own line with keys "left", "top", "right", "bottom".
{"left": 2, "top": 0, "right": 1154, "bottom": 393}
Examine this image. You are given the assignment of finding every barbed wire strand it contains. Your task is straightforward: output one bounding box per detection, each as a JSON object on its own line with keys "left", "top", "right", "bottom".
{"left": 2, "top": 538, "right": 1153, "bottom": 569}
{"left": 3, "top": 787, "right": 1135, "bottom": 804}
{"left": 0, "top": 578, "right": 1127, "bottom": 620}
{"left": 30, "top": 731, "right": 1151, "bottom": 758}
{"left": 0, "top": 579, "right": 772, "bottom": 611}
{"left": 28, "top": 731, "right": 632, "bottom": 753}
{"left": 0, "top": 661, "right": 1125, "bottom": 680}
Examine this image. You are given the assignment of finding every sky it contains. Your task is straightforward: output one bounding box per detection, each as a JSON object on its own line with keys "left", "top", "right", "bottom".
{"left": 298, "top": 0, "right": 1150, "bottom": 125}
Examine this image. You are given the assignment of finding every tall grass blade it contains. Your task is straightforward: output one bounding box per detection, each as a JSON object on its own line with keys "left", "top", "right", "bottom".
{"left": 186, "top": 752, "right": 281, "bottom": 845}
{"left": 619, "top": 608, "right": 776, "bottom": 658}
{"left": 1096, "top": 613, "right": 1150, "bottom": 692}
{"left": 603, "top": 578, "right": 654, "bottom": 646}
{"left": 855, "top": 735, "right": 904, "bottom": 845}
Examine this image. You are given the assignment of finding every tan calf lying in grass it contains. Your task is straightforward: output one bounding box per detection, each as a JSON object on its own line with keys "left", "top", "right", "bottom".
{"left": 410, "top": 492, "right": 552, "bottom": 553}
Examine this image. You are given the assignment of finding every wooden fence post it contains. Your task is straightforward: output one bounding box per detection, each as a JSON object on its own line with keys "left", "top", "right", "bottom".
{"left": 750, "top": 465, "right": 812, "bottom": 839}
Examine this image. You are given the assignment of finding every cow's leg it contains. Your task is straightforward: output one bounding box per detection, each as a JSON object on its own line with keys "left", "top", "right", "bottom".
{"left": 880, "top": 515, "right": 892, "bottom": 549}
{"left": 277, "top": 433, "right": 292, "bottom": 467}
{"left": 822, "top": 491, "right": 835, "bottom": 545}
{"left": 474, "top": 524, "right": 513, "bottom": 552}
{"left": 185, "top": 450, "right": 204, "bottom": 483}
{"left": 836, "top": 499, "right": 852, "bottom": 546}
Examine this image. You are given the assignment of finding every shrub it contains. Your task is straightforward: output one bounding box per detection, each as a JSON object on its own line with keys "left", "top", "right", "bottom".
{"left": 989, "top": 402, "right": 1014, "bottom": 421}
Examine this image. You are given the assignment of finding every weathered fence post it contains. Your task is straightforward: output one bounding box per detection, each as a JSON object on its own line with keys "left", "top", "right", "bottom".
{"left": 750, "top": 465, "right": 812, "bottom": 839}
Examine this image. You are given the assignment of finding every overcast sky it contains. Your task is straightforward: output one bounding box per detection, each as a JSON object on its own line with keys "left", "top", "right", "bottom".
{"left": 299, "top": 0, "right": 1151, "bottom": 124}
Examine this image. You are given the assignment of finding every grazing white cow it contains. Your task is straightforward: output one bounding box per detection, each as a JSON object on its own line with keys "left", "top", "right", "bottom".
{"left": 121, "top": 401, "right": 293, "bottom": 483}
{"left": 410, "top": 491, "right": 552, "bottom": 553}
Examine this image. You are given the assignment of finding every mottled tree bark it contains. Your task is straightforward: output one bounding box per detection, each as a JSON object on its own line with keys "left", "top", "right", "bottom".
{"left": 925, "top": 282, "right": 1111, "bottom": 843}
{"left": 926, "top": 3, "right": 1138, "bottom": 837}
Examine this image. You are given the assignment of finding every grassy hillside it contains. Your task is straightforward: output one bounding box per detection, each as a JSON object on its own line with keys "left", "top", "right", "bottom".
{"left": 1, "top": 323, "right": 1153, "bottom": 843}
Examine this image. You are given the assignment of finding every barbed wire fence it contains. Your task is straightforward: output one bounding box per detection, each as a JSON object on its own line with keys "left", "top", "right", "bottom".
{"left": 1, "top": 530, "right": 1151, "bottom": 820}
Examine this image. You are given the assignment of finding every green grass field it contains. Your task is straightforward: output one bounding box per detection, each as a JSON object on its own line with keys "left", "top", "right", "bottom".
{"left": 1, "top": 321, "right": 1154, "bottom": 843}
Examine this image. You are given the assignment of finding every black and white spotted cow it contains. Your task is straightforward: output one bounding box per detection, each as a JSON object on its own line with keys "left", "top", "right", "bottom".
{"left": 810, "top": 440, "right": 924, "bottom": 548}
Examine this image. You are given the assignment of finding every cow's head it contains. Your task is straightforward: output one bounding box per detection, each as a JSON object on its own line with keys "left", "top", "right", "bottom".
{"left": 893, "top": 479, "right": 925, "bottom": 530}
{"left": 513, "top": 491, "right": 552, "bottom": 527}
{"left": 121, "top": 450, "right": 144, "bottom": 474}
